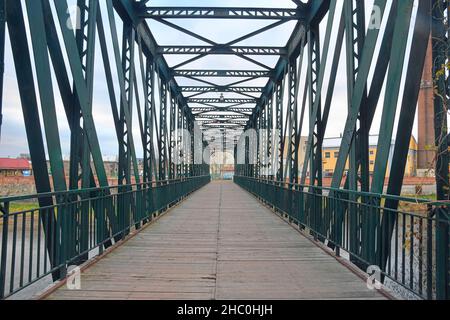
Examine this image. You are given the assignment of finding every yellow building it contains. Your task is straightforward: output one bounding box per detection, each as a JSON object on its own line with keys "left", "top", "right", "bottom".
{"left": 280, "top": 135, "right": 418, "bottom": 178}
{"left": 406, "top": 137, "right": 418, "bottom": 177}
{"left": 321, "top": 135, "right": 418, "bottom": 177}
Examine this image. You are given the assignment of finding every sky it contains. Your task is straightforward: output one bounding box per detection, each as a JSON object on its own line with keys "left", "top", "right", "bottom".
{"left": 0, "top": 0, "right": 423, "bottom": 159}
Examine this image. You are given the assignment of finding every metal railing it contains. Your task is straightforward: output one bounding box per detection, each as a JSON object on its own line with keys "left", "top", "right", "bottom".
{"left": 234, "top": 175, "right": 450, "bottom": 300}
{"left": 0, "top": 175, "right": 211, "bottom": 299}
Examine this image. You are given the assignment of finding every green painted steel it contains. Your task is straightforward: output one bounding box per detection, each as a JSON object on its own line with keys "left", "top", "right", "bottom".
{"left": 106, "top": 1, "right": 141, "bottom": 188}
{"left": 300, "top": 0, "right": 337, "bottom": 186}
{"left": 432, "top": 0, "right": 450, "bottom": 299}
{"left": 1, "top": 0, "right": 450, "bottom": 301}
{"left": 330, "top": 0, "right": 387, "bottom": 190}
{"left": 381, "top": 0, "right": 431, "bottom": 277}
{"left": 54, "top": 1, "right": 110, "bottom": 189}
{"left": 6, "top": 0, "right": 61, "bottom": 280}
{"left": 0, "top": 176, "right": 211, "bottom": 299}
{"left": 234, "top": 175, "right": 450, "bottom": 300}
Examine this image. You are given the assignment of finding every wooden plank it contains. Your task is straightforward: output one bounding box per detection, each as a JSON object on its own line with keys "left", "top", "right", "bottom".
{"left": 45, "top": 181, "right": 386, "bottom": 300}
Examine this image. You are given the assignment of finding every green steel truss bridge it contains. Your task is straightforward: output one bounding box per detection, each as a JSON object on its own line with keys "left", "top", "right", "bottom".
{"left": 0, "top": 0, "right": 448, "bottom": 300}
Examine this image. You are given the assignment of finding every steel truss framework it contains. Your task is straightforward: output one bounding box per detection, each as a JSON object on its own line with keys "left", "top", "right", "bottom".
{"left": 0, "top": 0, "right": 211, "bottom": 285}
{"left": 0, "top": 0, "right": 449, "bottom": 300}
{"left": 140, "top": 6, "right": 306, "bottom": 20}
{"left": 230, "top": 0, "right": 448, "bottom": 299}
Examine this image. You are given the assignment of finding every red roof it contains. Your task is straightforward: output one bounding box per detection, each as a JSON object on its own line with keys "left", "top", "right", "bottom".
{"left": 0, "top": 158, "right": 31, "bottom": 170}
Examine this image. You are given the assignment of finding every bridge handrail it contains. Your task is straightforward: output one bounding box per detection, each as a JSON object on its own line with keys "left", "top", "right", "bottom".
{"left": 0, "top": 175, "right": 211, "bottom": 204}
{"left": 234, "top": 175, "right": 450, "bottom": 300}
{"left": 0, "top": 175, "right": 211, "bottom": 299}
{"left": 233, "top": 175, "right": 448, "bottom": 207}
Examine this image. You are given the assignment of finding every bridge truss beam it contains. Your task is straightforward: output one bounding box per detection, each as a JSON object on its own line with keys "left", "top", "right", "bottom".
{"left": 0, "top": 0, "right": 210, "bottom": 285}
{"left": 234, "top": 0, "right": 449, "bottom": 300}
{"left": 140, "top": 6, "right": 305, "bottom": 20}
{"left": 0, "top": 0, "right": 449, "bottom": 301}
{"left": 180, "top": 86, "right": 264, "bottom": 94}
{"left": 174, "top": 70, "right": 272, "bottom": 78}
{"left": 158, "top": 46, "right": 287, "bottom": 56}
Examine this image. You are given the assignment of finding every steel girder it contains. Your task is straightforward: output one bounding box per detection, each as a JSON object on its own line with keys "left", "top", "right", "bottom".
{"left": 158, "top": 79, "right": 168, "bottom": 181}
{"left": 140, "top": 6, "right": 305, "bottom": 20}
{"left": 123, "top": 0, "right": 327, "bottom": 152}
{"left": 298, "top": 1, "right": 345, "bottom": 192}
{"left": 180, "top": 86, "right": 264, "bottom": 94}
{"left": 139, "top": 42, "right": 155, "bottom": 185}
{"left": 5, "top": 0, "right": 60, "bottom": 279}
{"left": 1, "top": 0, "right": 210, "bottom": 280}
{"left": 114, "top": 0, "right": 196, "bottom": 123}
{"left": 139, "top": 0, "right": 328, "bottom": 141}
{"left": 191, "top": 107, "right": 254, "bottom": 114}
{"left": 188, "top": 98, "right": 257, "bottom": 104}
{"left": 234, "top": 0, "right": 448, "bottom": 296}
{"left": 158, "top": 46, "right": 287, "bottom": 56}
{"left": 174, "top": 70, "right": 271, "bottom": 78}
{"left": 431, "top": 0, "right": 450, "bottom": 299}
{"left": 343, "top": 0, "right": 367, "bottom": 266}
{"left": 197, "top": 115, "right": 249, "bottom": 120}
{"left": 2, "top": 0, "right": 448, "bottom": 299}
{"left": 198, "top": 119, "right": 248, "bottom": 124}
{"left": 380, "top": 0, "right": 431, "bottom": 286}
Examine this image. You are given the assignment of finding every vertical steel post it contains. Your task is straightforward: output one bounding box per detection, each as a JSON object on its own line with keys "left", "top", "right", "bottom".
{"left": 432, "top": 0, "right": 450, "bottom": 300}
{"left": 344, "top": 0, "right": 367, "bottom": 264}
{"left": 159, "top": 79, "right": 168, "bottom": 181}
{"left": 6, "top": 0, "right": 60, "bottom": 280}
{"left": 276, "top": 76, "right": 286, "bottom": 183}
{"left": 307, "top": 25, "right": 323, "bottom": 225}
{"left": 381, "top": 0, "right": 431, "bottom": 277}
{"left": 0, "top": 202, "right": 9, "bottom": 299}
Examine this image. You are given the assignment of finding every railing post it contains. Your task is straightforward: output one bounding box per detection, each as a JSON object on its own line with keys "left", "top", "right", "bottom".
{"left": 426, "top": 204, "right": 433, "bottom": 300}
{"left": 98, "top": 190, "right": 105, "bottom": 256}
{"left": 0, "top": 202, "right": 9, "bottom": 299}
{"left": 299, "top": 187, "right": 304, "bottom": 228}
{"left": 435, "top": 206, "right": 449, "bottom": 300}
{"left": 59, "top": 194, "right": 68, "bottom": 277}
{"left": 334, "top": 192, "right": 340, "bottom": 257}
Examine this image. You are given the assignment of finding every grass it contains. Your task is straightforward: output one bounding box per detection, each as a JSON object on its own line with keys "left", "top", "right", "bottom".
{"left": 401, "top": 194, "right": 437, "bottom": 202}
{"left": 397, "top": 194, "right": 437, "bottom": 215}
{"left": 0, "top": 202, "right": 39, "bottom": 225}
{"left": 9, "top": 202, "right": 39, "bottom": 213}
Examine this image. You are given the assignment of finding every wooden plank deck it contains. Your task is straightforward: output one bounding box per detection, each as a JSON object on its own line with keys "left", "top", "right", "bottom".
{"left": 44, "top": 181, "right": 386, "bottom": 300}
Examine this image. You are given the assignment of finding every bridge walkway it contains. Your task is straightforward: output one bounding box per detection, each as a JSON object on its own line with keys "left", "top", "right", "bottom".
{"left": 43, "top": 181, "right": 386, "bottom": 300}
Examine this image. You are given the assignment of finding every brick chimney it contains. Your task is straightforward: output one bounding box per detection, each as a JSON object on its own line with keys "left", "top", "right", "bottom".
{"left": 417, "top": 37, "right": 435, "bottom": 169}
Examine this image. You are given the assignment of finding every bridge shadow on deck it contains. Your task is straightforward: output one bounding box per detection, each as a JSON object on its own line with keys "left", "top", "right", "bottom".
{"left": 44, "top": 181, "right": 385, "bottom": 300}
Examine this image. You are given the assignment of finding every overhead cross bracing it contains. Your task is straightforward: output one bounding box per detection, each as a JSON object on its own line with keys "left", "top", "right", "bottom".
{"left": 140, "top": 6, "right": 306, "bottom": 20}
{"left": 0, "top": 0, "right": 449, "bottom": 301}
{"left": 143, "top": 0, "right": 315, "bottom": 136}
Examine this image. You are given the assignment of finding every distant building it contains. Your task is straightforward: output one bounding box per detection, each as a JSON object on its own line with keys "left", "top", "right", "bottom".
{"left": 281, "top": 135, "right": 418, "bottom": 179}
{"left": 321, "top": 135, "right": 417, "bottom": 177}
{"left": 0, "top": 158, "right": 32, "bottom": 176}
{"left": 18, "top": 153, "right": 31, "bottom": 160}
{"left": 46, "top": 160, "right": 119, "bottom": 178}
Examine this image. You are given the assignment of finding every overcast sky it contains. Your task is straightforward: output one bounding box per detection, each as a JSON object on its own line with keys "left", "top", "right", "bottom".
{"left": 0, "top": 0, "right": 421, "bottom": 159}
